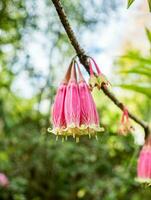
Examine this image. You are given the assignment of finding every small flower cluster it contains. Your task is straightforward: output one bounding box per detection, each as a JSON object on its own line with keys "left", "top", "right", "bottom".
{"left": 88, "top": 57, "right": 111, "bottom": 90}
{"left": 118, "top": 107, "right": 133, "bottom": 135}
{"left": 136, "top": 135, "right": 151, "bottom": 184}
{"left": 48, "top": 59, "right": 104, "bottom": 141}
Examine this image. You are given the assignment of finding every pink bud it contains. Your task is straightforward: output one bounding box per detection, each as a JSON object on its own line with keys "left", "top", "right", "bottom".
{"left": 0, "top": 173, "right": 9, "bottom": 188}
{"left": 79, "top": 81, "right": 93, "bottom": 125}
{"left": 137, "top": 136, "right": 151, "bottom": 183}
{"left": 88, "top": 58, "right": 111, "bottom": 89}
{"left": 118, "top": 107, "right": 132, "bottom": 135}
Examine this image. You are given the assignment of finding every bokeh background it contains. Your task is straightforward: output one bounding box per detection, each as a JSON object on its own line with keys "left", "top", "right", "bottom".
{"left": 0, "top": 0, "right": 151, "bottom": 199}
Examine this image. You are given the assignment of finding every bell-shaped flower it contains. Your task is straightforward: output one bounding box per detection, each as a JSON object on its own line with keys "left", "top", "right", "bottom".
{"left": 64, "top": 62, "right": 80, "bottom": 137}
{"left": 48, "top": 61, "right": 72, "bottom": 136}
{"left": 77, "top": 64, "right": 104, "bottom": 137}
{"left": 50, "top": 83, "right": 67, "bottom": 135}
{"left": 136, "top": 135, "right": 151, "bottom": 184}
{"left": 48, "top": 59, "right": 105, "bottom": 142}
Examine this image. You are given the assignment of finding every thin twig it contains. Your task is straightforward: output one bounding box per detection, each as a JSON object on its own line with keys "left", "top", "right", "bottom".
{"left": 51, "top": 0, "right": 150, "bottom": 138}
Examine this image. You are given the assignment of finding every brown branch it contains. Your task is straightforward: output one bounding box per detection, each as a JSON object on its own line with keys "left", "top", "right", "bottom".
{"left": 51, "top": 0, "right": 150, "bottom": 138}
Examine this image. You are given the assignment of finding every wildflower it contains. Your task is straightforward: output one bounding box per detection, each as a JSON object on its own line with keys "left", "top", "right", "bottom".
{"left": 50, "top": 83, "right": 67, "bottom": 135}
{"left": 136, "top": 135, "right": 151, "bottom": 184}
{"left": 48, "top": 61, "right": 72, "bottom": 137}
{"left": 88, "top": 57, "right": 110, "bottom": 90}
{"left": 64, "top": 61, "right": 81, "bottom": 138}
{"left": 0, "top": 173, "right": 9, "bottom": 188}
{"left": 77, "top": 63, "right": 104, "bottom": 138}
{"left": 48, "top": 59, "right": 104, "bottom": 141}
{"left": 118, "top": 107, "right": 132, "bottom": 135}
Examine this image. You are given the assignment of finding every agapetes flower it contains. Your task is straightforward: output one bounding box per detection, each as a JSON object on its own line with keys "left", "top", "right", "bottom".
{"left": 48, "top": 59, "right": 104, "bottom": 142}
{"left": 50, "top": 82, "right": 67, "bottom": 135}
{"left": 64, "top": 62, "right": 81, "bottom": 138}
{"left": 136, "top": 135, "right": 151, "bottom": 184}
{"left": 77, "top": 64, "right": 104, "bottom": 138}
{"left": 48, "top": 61, "right": 72, "bottom": 138}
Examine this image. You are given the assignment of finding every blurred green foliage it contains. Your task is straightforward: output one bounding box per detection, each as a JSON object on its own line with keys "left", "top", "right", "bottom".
{"left": 117, "top": 51, "right": 151, "bottom": 98}
{"left": 0, "top": 0, "right": 151, "bottom": 200}
{"left": 115, "top": 30, "right": 151, "bottom": 123}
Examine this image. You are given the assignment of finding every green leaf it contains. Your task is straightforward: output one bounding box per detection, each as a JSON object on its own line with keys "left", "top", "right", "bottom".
{"left": 121, "top": 54, "right": 151, "bottom": 64}
{"left": 127, "top": 0, "right": 135, "bottom": 8}
{"left": 118, "top": 84, "right": 151, "bottom": 98}
{"left": 145, "top": 27, "right": 151, "bottom": 43}
{"left": 119, "top": 66, "right": 151, "bottom": 77}
{"left": 148, "top": 0, "right": 151, "bottom": 12}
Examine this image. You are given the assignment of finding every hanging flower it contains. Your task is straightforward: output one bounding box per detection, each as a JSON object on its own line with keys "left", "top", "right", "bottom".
{"left": 77, "top": 63, "right": 104, "bottom": 138}
{"left": 48, "top": 60, "right": 73, "bottom": 138}
{"left": 48, "top": 59, "right": 104, "bottom": 142}
{"left": 0, "top": 173, "right": 9, "bottom": 188}
{"left": 136, "top": 135, "right": 151, "bottom": 184}
{"left": 64, "top": 61, "right": 81, "bottom": 139}
{"left": 50, "top": 82, "right": 67, "bottom": 135}
{"left": 118, "top": 107, "right": 132, "bottom": 135}
{"left": 88, "top": 57, "right": 110, "bottom": 90}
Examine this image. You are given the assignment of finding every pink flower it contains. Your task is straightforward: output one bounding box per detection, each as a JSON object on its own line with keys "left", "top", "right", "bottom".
{"left": 88, "top": 57, "right": 110, "bottom": 89}
{"left": 48, "top": 61, "right": 72, "bottom": 137}
{"left": 0, "top": 173, "right": 9, "bottom": 188}
{"left": 78, "top": 64, "right": 104, "bottom": 137}
{"left": 64, "top": 62, "right": 80, "bottom": 134}
{"left": 48, "top": 59, "right": 104, "bottom": 141}
{"left": 137, "top": 136, "right": 151, "bottom": 184}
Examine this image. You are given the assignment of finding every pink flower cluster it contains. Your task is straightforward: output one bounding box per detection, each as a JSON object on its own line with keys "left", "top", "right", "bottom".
{"left": 137, "top": 135, "right": 151, "bottom": 184}
{"left": 48, "top": 59, "right": 104, "bottom": 141}
{"left": 0, "top": 173, "right": 9, "bottom": 188}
